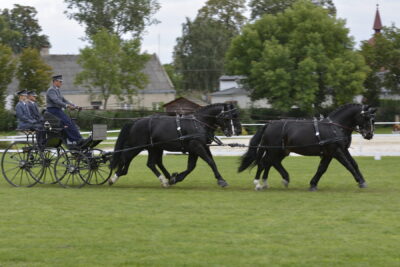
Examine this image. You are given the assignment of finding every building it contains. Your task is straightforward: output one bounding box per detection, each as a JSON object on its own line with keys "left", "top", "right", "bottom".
{"left": 210, "top": 75, "right": 270, "bottom": 108}
{"left": 163, "top": 97, "right": 208, "bottom": 114}
{"left": 6, "top": 53, "right": 175, "bottom": 110}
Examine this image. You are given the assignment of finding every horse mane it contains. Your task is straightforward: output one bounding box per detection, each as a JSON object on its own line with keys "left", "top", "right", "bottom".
{"left": 195, "top": 103, "right": 225, "bottom": 114}
{"left": 328, "top": 103, "right": 362, "bottom": 117}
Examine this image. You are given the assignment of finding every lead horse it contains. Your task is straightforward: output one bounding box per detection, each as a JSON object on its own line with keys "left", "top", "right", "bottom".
{"left": 239, "top": 104, "right": 376, "bottom": 191}
{"left": 109, "top": 103, "right": 241, "bottom": 187}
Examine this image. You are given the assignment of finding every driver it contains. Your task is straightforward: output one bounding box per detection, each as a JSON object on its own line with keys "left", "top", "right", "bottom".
{"left": 46, "top": 74, "right": 84, "bottom": 146}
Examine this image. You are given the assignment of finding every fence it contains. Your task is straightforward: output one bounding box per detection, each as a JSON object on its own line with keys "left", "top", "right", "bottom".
{"left": 1, "top": 122, "right": 399, "bottom": 157}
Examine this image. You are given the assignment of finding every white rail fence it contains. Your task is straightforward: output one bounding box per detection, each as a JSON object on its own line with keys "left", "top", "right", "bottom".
{"left": 1, "top": 122, "right": 399, "bottom": 157}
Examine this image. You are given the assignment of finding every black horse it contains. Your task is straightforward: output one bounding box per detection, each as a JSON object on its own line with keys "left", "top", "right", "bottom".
{"left": 239, "top": 104, "right": 376, "bottom": 191}
{"left": 109, "top": 103, "right": 242, "bottom": 187}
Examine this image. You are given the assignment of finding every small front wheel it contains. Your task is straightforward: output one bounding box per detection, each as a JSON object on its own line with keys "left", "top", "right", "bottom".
{"left": 85, "top": 149, "right": 112, "bottom": 185}
{"left": 54, "top": 150, "right": 90, "bottom": 188}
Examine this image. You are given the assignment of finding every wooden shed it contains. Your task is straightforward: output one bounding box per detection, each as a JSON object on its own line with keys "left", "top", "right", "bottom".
{"left": 163, "top": 97, "right": 208, "bottom": 115}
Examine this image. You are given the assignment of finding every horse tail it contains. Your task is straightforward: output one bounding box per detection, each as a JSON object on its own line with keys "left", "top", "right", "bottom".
{"left": 110, "top": 120, "right": 136, "bottom": 170}
{"left": 238, "top": 124, "right": 268, "bottom": 172}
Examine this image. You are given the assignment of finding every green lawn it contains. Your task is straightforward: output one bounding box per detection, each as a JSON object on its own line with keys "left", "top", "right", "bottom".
{"left": 0, "top": 156, "right": 399, "bottom": 266}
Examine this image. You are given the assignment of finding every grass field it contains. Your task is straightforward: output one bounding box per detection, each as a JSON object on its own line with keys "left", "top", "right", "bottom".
{"left": 0, "top": 155, "right": 399, "bottom": 266}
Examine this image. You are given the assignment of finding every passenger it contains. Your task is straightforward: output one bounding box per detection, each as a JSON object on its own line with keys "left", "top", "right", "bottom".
{"left": 15, "top": 90, "right": 41, "bottom": 130}
{"left": 27, "top": 90, "right": 46, "bottom": 147}
{"left": 27, "top": 91, "right": 44, "bottom": 123}
{"left": 15, "top": 90, "right": 45, "bottom": 147}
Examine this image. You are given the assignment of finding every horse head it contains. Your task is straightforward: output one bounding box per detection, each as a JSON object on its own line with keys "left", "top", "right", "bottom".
{"left": 356, "top": 105, "right": 377, "bottom": 140}
{"left": 216, "top": 103, "right": 242, "bottom": 137}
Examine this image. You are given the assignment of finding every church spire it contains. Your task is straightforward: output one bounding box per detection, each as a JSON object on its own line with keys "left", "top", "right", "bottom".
{"left": 373, "top": 4, "right": 382, "bottom": 33}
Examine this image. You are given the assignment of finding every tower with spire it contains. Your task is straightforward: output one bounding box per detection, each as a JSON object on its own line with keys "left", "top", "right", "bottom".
{"left": 368, "top": 4, "right": 383, "bottom": 45}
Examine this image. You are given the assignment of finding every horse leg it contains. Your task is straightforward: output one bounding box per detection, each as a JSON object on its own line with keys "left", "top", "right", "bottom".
{"left": 272, "top": 161, "right": 290, "bottom": 188}
{"left": 195, "top": 144, "right": 228, "bottom": 187}
{"left": 109, "top": 149, "right": 141, "bottom": 185}
{"left": 153, "top": 149, "right": 171, "bottom": 180}
{"left": 146, "top": 149, "right": 169, "bottom": 188}
{"left": 343, "top": 149, "right": 367, "bottom": 188}
{"left": 309, "top": 156, "right": 333, "bottom": 191}
{"left": 253, "top": 164, "right": 264, "bottom": 190}
{"left": 255, "top": 162, "right": 272, "bottom": 190}
{"left": 334, "top": 149, "right": 367, "bottom": 188}
{"left": 169, "top": 153, "right": 198, "bottom": 185}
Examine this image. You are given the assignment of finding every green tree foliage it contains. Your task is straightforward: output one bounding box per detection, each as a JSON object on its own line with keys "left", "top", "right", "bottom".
{"left": 163, "top": 63, "right": 183, "bottom": 92}
{"left": 16, "top": 48, "right": 52, "bottom": 96}
{"left": 360, "top": 26, "right": 400, "bottom": 106}
{"left": 1, "top": 4, "right": 50, "bottom": 54}
{"left": 0, "top": 15, "right": 21, "bottom": 48}
{"left": 173, "top": 0, "right": 246, "bottom": 92}
{"left": 64, "top": 0, "right": 160, "bottom": 38}
{"left": 75, "top": 29, "right": 150, "bottom": 109}
{"left": 226, "top": 0, "right": 368, "bottom": 112}
{"left": 249, "top": 0, "right": 336, "bottom": 20}
{"left": 0, "top": 44, "right": 16, "bottom": 110}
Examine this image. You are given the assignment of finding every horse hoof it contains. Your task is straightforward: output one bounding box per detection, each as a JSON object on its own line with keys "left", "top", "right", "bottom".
{"left": 309, "top": 186, "right": 317, "bottom": 192}
{"left": 218, "top": 180, "right": 228, "bottom": 187}
{"left": 359, "top": 182, "right": 368, "bottom": 188}
{"left": 282, "top": 180, "right": 289, "bottom": 188}
{"left": 108, "top": 179, "right": 113, "bottom": 186}
{"left": 169, "top": 178, "right": 176, "bottom": 185}
{"left": 255, "top": 185, "right": 264, "bottom": 191}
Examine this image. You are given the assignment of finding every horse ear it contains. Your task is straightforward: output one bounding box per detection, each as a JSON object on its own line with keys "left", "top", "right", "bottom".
{"left": 369, "top": 107, "right": 377, "bottom": 114}
{"left": 363, "top": 105, "right": 370, "bottom": 111}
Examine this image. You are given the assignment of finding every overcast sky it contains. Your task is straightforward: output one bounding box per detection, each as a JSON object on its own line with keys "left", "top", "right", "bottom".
{"left": 1, "top": 0, "right": 399, "bottom": 64}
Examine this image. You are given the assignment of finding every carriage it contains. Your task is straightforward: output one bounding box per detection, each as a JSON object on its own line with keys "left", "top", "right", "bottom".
{"left": 1, "top": 110, "right": 112, "bottom": 188}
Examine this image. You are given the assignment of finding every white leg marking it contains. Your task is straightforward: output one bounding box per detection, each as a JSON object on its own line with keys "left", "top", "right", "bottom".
{"left": 110, "top": 174, "right": 120, "bottom": 185}
{"left": 262, "top": 179, "right": 269, "bottom": 189}
{"left": 253, "top": 179, "right": 263, "bottom": 191}
{"left": 158, "top": 175, "right": 169, "bottom": 188}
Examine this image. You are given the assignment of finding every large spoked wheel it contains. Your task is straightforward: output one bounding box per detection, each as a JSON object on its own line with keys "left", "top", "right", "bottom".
{"left": 54, "top": 150, "right": 91, "bottom": 188}
{"left": 37, "top": 147, "right": 66, "bottom": 185}
{"left": 1, "top": 142, "right": 43, "bottom": 187}
{"left": 85, "top": 149, "right": 112, "bottom": 185}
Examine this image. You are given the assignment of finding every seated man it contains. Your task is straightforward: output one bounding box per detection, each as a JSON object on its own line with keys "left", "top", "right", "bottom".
{"left": 46, "top": 74, "right": 86, "bottom": 147}
{"left": 15, "top": 90, "right": 45, "bottom": 147}
{"left": 27, "top": 90, "right": 44, "bottom": 124}
{"left": 15, "top": 90, "right": 41, "bottom": 130}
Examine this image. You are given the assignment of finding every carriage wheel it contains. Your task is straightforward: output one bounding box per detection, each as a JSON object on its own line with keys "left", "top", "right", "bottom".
{"left": 85, "top": 149, "right": 112, "bottom": 185}
{"left": 1, "top": 142, "right": 43, "bottom": 187}
{"left": 54, "top": 150, "right": 91, "bottom": 188}
{"left": 37, "top": 147, "right": 66, "bottom": 185}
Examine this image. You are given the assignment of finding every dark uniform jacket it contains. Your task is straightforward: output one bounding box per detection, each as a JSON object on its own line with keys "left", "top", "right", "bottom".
{"left": 15, "top": 101, "right": 37, "bottom": 129}
{"left": 46, "top": 85, "right": 72, "bottom": 109}
{"left": 27, "top": 101, "right": 43, "bottom": 122}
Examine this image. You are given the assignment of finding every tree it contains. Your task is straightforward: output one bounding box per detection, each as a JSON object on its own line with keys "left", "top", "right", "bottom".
{"left": 226, "top": 0, "right": 368, "bottom": 112}
{"left": 163, "top": 63, "right": 183, "bottom": 92}
{"left": 0, "top": 44, "right": 16, "bottom": 110}
{"left": 173, "top": 0, "right": 246, "bottom": 92}
{"left": 249, "top": 0, "right": 336, "bottom": 20}
{"left": 360, "top": 25, "right": 400, "bottom": 106}
{"left": 75, "top": 29, "right": 150, "bottom": 109}
{"left": 64, "top": 0, "right": 160, "bottom": 38}
{"left": 1, "top": 4, "right": 50, "bottom": 54}
{"left": 16, "top": 48, "right": 52, "bottom": 96}
{"left": 0, "top": 15, "right": 21, "bottom": 49}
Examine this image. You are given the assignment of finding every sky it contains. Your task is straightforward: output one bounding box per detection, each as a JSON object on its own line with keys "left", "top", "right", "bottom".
{"left": 0, "top": 0, "right": 399, "bottom": 64}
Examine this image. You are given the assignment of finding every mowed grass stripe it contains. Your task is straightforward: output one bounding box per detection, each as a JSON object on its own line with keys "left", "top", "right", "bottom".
{"left": 0, "top": 156, "right": 399, "bottom": 266}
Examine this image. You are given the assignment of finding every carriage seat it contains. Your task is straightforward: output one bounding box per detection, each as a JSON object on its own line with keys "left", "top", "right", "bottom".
{"left": 42, "top": 110, "right": 64, "bottom": 131}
